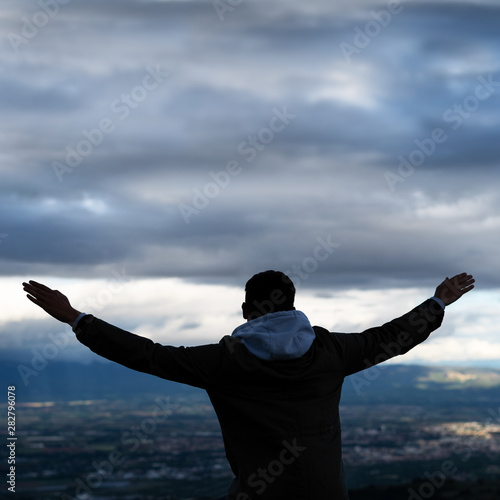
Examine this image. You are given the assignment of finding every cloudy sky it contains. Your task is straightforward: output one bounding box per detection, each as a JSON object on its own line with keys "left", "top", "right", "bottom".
{"left": 1, "top": 0, "right": 499, "bottom": 369}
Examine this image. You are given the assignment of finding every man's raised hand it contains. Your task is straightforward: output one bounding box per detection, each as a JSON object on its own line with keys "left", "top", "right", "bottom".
{"left": 434, "top": 273, "right": 475, "bottom": 307}
{"left": 22, "top": 280, "right": 81, "bottom": 325}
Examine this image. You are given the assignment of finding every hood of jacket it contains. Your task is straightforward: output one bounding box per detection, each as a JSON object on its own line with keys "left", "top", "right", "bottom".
{"left": 230, "top": 310, "right": 316, "bottom": 361}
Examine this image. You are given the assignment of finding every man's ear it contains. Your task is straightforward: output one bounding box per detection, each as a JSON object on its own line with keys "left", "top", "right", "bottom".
{"left": 242, "top": 302, "right": 249, "bottom": 320}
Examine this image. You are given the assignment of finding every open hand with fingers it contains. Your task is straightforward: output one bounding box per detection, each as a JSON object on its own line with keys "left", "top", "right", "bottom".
{"left": 434, "top": 273, "right": 475, "bottom": 306}
{"left": 22, "top": 280, "right": 82, "bottom": 325}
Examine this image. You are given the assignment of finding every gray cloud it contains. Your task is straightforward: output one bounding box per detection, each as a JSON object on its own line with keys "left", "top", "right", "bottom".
{"left": 1, "top": 0, "right": 499, "bottom": 293}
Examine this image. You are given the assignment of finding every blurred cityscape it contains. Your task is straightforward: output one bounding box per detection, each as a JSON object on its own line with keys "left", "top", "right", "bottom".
{"left": 2, "top": 397, "right": 500, "bottom": 500}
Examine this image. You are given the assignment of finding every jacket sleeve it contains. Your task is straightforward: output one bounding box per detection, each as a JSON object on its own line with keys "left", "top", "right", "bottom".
{"left": 329, "top": 299, "right": 445, "bottom": 376}
{"left": 74, "top": 315, "right": 224, "bottom": 389}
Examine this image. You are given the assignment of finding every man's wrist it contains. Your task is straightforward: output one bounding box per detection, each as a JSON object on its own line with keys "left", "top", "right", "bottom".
{"left": 67, "top": 309, "right": 83, "bottom": 326}
{"left": 72, "top": 313, "right": 93, "bottom": 335}
{"left": 430, "top": 296, "right": 446, "bottom": 309}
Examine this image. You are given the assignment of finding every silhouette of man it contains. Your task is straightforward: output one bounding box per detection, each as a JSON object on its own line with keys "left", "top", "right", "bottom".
{"left": 22, "top": 271, "right": 474, "bottom": 499}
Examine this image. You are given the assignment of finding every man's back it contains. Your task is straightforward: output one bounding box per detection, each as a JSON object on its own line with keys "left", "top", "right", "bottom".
{"left": 207, "top": 326, "right": 347, "bottom": 499}
{"left": 74, "top": 300, "right": 444, "bottom": 499}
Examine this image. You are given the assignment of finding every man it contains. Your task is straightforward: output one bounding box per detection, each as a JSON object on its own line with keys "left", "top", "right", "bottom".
{"left": 22, "top": 271, "right": 474, "bottom": 499}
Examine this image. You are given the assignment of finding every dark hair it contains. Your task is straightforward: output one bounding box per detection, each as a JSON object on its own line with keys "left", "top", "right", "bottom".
{"left": 244, "top": 270, "right": 296, "bottom": 320}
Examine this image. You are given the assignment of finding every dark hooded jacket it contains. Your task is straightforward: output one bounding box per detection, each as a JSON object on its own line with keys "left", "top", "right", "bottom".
{"left": 74, "top": 298, "right": 444, "bottom": 499}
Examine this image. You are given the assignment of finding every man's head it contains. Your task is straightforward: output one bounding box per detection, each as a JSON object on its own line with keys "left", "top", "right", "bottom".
{"left": 242, "top": 270, "right": 296, "bottom": 321}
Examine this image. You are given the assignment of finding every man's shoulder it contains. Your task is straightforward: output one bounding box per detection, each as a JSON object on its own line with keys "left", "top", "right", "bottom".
{"left": 312, "top": 325, "right": 346, "bottom": 339}
{"left": 311, "top": 325, "right": 349, "bottom": 352}
{"left": 219, "top": 334, "right": 247, "bottom": 356}
{"left": 313, "top": 325, "right": 330, "bottom": 335}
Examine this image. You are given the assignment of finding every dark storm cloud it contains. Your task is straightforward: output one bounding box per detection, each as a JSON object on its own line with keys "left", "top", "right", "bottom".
{"left": 1, "top": 0, "right": 499, "bottom": 290}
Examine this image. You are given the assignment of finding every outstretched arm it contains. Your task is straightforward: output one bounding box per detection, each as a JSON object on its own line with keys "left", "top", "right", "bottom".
{"left": 21, "top": 280, "right": 223, "bottom": 389}
{"left": 337, "top": 272, "right": 475, "bottom": 376}
{"left": 22, "top": 280, "right": 82, "bottom": 326}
